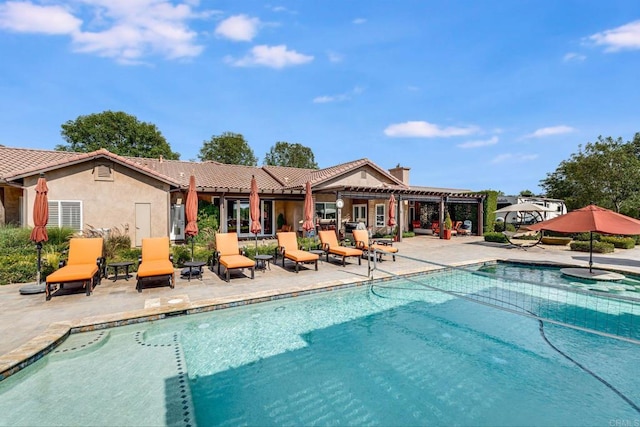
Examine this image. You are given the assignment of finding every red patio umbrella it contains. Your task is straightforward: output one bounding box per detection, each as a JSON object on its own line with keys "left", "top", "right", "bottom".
{"left": 250, "top": 175, "right": 261, "bottom": 251}
{"left": 528, "top": 204, "right": 640, "bottom": 272}
{"left": 302, "top": 181, "right": 315, "bottom": 236}
{"left": 21, "top": 174, "right": 49, "bottom": 294}
{"left": 388, "top": 194, "right": 397, "bottom": 238}
{"left": 184, "top": 175, "right": 199, "bottom": 261}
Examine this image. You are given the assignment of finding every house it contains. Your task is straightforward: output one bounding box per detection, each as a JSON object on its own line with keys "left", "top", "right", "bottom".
{"left": 0, "top": 146, "right": 485, "bottom": 245}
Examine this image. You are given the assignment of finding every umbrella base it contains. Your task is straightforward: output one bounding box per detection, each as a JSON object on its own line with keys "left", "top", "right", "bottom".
{"left": 560, "top": 268, "right": 625, "bottom": 282}
{"left": 19, "top": 282, "right": 47, "bottom": 295}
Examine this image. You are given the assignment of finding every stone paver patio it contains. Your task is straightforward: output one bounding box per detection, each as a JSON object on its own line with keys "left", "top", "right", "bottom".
{"left": 2, "top": 235, "right": 640, "bottom": 379}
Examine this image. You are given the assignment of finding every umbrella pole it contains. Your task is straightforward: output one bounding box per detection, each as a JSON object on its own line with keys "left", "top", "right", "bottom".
{"left": 19, "top": 242, "right": 46, "bottom": 295}
{"left": 191, "top": 236, "right": 195, "bottom": 262}
{"left": 589, "top": 231, "right": 593, "bottom": 273}
{"left": 36, "top": 241, "right": 42, "bottom": 285}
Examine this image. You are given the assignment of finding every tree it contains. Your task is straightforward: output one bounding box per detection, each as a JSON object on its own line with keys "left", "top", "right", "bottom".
{"left": 199, "top": 132, "right": 257, "bottom": 165}
{"left": 263, "top": 141, "right": 319, "bottom": 169}
{"left": 57, "top": 111, "right": 179, "bottom": 159}
{"left": 519, "top": 189, "right": 535, "bottom": 197}
{"left": 540, "top": 134, "right": 640, "bottom": 214}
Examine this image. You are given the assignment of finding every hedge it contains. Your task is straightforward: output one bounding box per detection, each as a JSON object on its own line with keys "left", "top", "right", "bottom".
{"left": 569, "top": 241, "right": 614, "bottom": 253}
{"left": 599, "top": 236, "right": 635, "bottom": 249}
{"left": 484, "top": 232, "right": 509, "bottom": 243}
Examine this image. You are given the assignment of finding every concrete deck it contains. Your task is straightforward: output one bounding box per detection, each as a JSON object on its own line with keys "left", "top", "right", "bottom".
{"left": 3, "top": 235, "right": 640, "bottom": 379}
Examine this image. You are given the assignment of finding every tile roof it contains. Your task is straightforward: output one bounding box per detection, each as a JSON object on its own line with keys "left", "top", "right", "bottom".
{"left": 0, "top": 147, "right": 77, "bottom": 181}
{"left": 1, "top": 147, "right": 471, "bottom": 196}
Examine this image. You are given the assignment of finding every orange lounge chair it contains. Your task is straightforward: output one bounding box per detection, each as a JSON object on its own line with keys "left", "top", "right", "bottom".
{"left": 352, "top": 230, "right": 398, "bottom": 261}
{"left": 318, "top": 230, "right": 362, "bottom": 266}
{"left": 214, "top": 233, "right": 255, "bottom": 282}
{"left": 45, "top": 237, "right": 104, "bottom": 301}
{"left": 136, "top": 237, "right": 175, "bottom": 292}
{"left": 276, "top": 231, "right": 319, "bottom": 273}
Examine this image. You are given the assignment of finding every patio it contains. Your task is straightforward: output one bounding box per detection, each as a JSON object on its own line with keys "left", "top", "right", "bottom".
{"left": 3, "top": 235, "right": 640, "bottom": 379}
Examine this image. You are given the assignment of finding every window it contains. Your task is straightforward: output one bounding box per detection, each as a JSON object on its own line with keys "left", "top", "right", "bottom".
{"left": 226, "top": 199, "right": 274, "bottom": 236}
{"left": 375, "top": 204, "right": 385, "bottom": 227}
{"left": 48, "top": 201, "right": 82, "bottom": 231}
{"left": 353, "top": 204, "right": 367, "bottom": 224}
{"left": 315, "top": 202, "right": 336, "bottom": 220}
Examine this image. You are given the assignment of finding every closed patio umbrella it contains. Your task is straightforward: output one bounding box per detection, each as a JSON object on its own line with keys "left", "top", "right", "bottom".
{"left": 20, "top": 174, "right": 49, "bottom": 295}
{"left": 184, "top": 175, "right": 199, "bottom": 261}
{"left": 388, "top": 194, "right": 397, "bottom": 239}
{"left": 528, "top": 204, "right": 640, "bottom": 272}
{"left": 302, "top": 181, "right": 315, "bottom": 236}
{"left": 250, "top": 175, "right": 261, "bottom": 252}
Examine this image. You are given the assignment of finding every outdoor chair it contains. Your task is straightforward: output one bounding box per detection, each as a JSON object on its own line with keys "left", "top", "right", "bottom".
{"left": 213, "top": 233, "right": 255, "bottom": 282}
{"left": 276, "top": 231, "right": 319, "bottom": 273}
{"left": 136, "top": 237, "right": 175, "bottom": 292}
{"left": 458, "top": 220, "right": 473, "bottom": 236}
{"left": 45, "top": 237, "right": 105, "bottom": 301}
{"left": 318, "top": 230, "right": 363, "bottom": 266}
{"left": 352, "top": 230, "right": 398, "bottom": 261}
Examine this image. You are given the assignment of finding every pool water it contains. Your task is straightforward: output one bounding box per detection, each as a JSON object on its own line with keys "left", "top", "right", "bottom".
{"left": 478, "top": 262, "right": 640, "bottom": 298}
{"left": 1, "top": 268, "right": 639, "bottom": 426}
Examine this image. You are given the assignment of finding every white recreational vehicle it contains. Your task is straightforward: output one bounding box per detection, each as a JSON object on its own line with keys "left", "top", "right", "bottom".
{"left": 496, "top": 196, "right": 567, "bottom": 224}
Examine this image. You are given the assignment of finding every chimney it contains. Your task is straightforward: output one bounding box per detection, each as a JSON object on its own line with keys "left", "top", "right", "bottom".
{"left": 389, "top": 165, "right": 410, "bottom": 185}
{"left": 159, "top": 155, "right": 163, "bottom": 163}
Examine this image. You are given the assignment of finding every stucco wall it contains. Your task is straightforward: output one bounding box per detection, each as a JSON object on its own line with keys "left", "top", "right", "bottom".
{"left": 23, "top": 161, "right": 170, "bottom": 246}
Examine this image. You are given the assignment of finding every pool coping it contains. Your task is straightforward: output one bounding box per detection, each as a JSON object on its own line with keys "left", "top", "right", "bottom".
{"left": 2, "top": 256, "right": 636, "bottom": 381}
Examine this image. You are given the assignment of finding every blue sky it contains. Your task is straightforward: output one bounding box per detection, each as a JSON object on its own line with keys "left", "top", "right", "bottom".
{"left": 1, "top": 1, "right": 639, "bottom": 195}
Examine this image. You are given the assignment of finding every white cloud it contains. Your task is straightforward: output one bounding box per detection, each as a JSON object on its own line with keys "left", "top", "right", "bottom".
{"left": 0, "top": 1, "right": 81, "bottom": 34}
{"left": 313, "top": 86, "right": 363, "bottom": 103}
{"left": 353, "top": 18, "right": 366, "bottom": 25}
{"left": 215, "top": 14, "right": 260, "bottom": 42}
{"left": 524, "top": 125, "right": 575, "bottom": 138}
{"left": 225, "top": 44, "right": 313, "bottom": 68}
{"left": 384, "top": 121, "right": 479, "bottom": 138}
{"left": 491, "top": 153, "right": 538, "bottom": 164}
{"left": 0, "top": 0, "right": 206, "bottom": 63}
{"left": 563, "top": 52, "right": 586, "bottom": 62}
{"left": 458, "top": 136, "right": 498, "bottom": 149}
{"left": 589, "top": 20, "right": 640, "bottom": 52}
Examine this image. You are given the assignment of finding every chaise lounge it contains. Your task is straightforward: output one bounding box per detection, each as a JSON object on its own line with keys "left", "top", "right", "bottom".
{"left": 136, "top": 237, "right": 175, "bottom": 292}
{"left": 214, "top": 233, "right": 255, "bottom": 282}
{"left": 318, "top": 230, "right": 362, "bottom": 266}
{"left": 276, "top": 231, "right": 319, "bottom": 273}
{"left": 352, "top": 230, "right": 398, "bottom": 261}
{"left": 45, "top": 237, "right": 104, "bottom": 300}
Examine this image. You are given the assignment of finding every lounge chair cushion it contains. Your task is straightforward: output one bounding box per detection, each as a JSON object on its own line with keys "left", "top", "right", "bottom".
{"left": 137, "top": 260, "right": 174, "bottom": 278}
{"left": 277, "top": 232, "right": 319, "bottom": 262}
{"left": 46, "top": 264, "right": 99, "bottom": 284}
{"left": 318, "top": 230, "right": 362, "bottom": 257}
{"left": 137, "top": 237, "right": 174, "bottom": 279}
{"left": 46, "top": 238, "right": 103, "bottom": 284}
{"left": 353, "top": 230, "right": 398, "bottom": 254}
{"left": 220, "top": 254, "right": 255, "bottom": 269}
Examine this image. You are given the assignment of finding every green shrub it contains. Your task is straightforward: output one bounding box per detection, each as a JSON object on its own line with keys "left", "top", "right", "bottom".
{"left": 600, "top": 236, "right": 635, "bottom": 249}
{"left": 172, "top": 245, "right": 192, "bottom": 266}
{"left": 402, "top": 231, "right": 415, "bottom": 238}
{"left": 573, "top": 232, "right": 602, "bottom": 242}
{"left": 46, "top": 227, "right": 76, "bottom": 245}
{"left": 484, "top": 232, "right": 509, "bottom": 243}
{"left": 570, "top": 241, "right": 614, "bottom": 253}
{"left": 243, "top": 243, "right": 278, "bottom": 259}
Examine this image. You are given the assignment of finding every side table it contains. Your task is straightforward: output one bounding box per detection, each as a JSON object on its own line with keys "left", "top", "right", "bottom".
{"left": 108, "top": 261, "right": 134, "bottom": 281}
{"left": 309, "top": 249, "right": 326, "bottom": 262}
{"left": 254, "top": 254, "right": 273, "bottom": 272}
{"left": 181, "top": 261, "right": 206, "bottom": 281}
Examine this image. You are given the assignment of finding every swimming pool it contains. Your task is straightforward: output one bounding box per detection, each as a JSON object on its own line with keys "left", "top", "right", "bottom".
{"left": 1, "top": 266, "right": 639, "bottom": 426}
